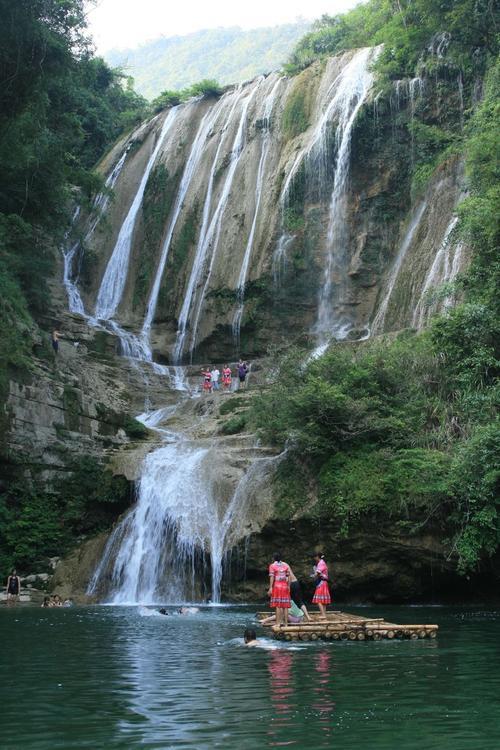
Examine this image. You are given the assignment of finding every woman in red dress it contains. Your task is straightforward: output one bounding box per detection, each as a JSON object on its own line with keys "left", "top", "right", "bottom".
{"left": 222, "top": 365, "right": 232, "bottom": 390}
{"left": 201, "top": 368, "right": 212, "bottom": 393}
{"left": 312, "top": 552, "right": 331, "bottom": 618}
{"left": 268, "top": 553, "right": 291, "bottom": 626}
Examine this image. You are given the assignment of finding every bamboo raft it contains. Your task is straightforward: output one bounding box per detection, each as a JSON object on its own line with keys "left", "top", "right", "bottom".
{"left": 256, "top": 611, "right": 438, "bottom": 641}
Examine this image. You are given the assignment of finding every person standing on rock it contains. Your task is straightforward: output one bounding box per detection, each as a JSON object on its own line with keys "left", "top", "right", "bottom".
{"left": 312, "top": 553, "right": 331, "bottom": 619}
{"left": 268, "top": 553, "right": 291, "bottom": 627}
{"left": 201, "top": 368, "right": 212, "bottom": 393}
{"left": 237, "top": 360, "right": 248, "bottom": 389}
{"left": 210, "top": 366, "right": 220, "bottom": 391}
{"left": 222, "top": 365, "right": 232, "bottom": 390}
{"left": 5, "top": 569, "right": 20, "bottom": 604}
{"left": 51, "top": 329, "right": 61, "bottom": 354}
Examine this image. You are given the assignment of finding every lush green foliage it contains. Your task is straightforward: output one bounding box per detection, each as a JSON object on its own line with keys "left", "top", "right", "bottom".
{"left": 107, "top": 23, "right": 311, "bottom": 99}
{"left": 0, "top": 0, "right": 146, "bottom": 570}
{"left": 281, "top": 79, "right": 311, "bottom": 139}
{"left": 286, "top": 1, "right": 497, "bottom": 79}
{"left": 0, "top": 458, "right": 131, "bottom": 572}
{"left": 0, "top": 0, "right": 146, "bottom": 396}
{"left": 151, "top": 79, "right": 225, "bottom": 113}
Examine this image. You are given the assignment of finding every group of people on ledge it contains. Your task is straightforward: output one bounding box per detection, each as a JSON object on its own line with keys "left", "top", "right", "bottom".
{"left": 266, "top": 553, "right": 332, "bottom": 626}
{"left": 201, "top": 360, "right": 249, "bottom": 393}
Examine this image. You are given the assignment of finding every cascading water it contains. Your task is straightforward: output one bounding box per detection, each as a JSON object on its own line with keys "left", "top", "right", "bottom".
{"left": 412, "top": 215, "right": 462, "bottom": 329}
{"left": 272, "top": 233, "right": 295, "bottom": 288}
{"left": 140, "top": 97, "right": 242, "bottom": 353}
{"left": 92, "top": 102, "right": 233, "bottom": 369}
{"left": 95, "top": 108, "right": 178, "bottom": 321}
{"left": 371, "top": 200, "right": 427, "bottom": 333}
{"left": 171, "top": 86, "right": 247, "bottom": 363}
{"left": 231, "top": 76, "right": 284, "bottom": 346}
{"left": 63, "top": 144, "right": 132, "bottom": 318}
{"left": 314, "top": 46, "right": 381, "bottom": 345}
{"left": 88, "top": 403, "right": 283, "bottom": 604}
{"left": 186, "top": 79, "right": 262, "bottom": 361}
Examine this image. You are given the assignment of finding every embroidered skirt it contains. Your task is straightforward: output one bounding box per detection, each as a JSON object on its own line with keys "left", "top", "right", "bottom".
{"left": 312, "top": 580, "right": 331, "bottom": 604}
{"left": 270, "top": 580, "right": 291, "bottom": 608}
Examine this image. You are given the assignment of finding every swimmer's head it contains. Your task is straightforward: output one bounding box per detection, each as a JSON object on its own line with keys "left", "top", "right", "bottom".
{"left": 159, "top": 608, "right": 168, "bottom": 615}
{"left": 244, "top": 628, "right": 257, "bottom": 644}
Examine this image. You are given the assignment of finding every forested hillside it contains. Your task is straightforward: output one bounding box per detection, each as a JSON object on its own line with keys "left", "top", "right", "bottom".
{"left": 105, "top": 23, "right": 311, "bottom": 99}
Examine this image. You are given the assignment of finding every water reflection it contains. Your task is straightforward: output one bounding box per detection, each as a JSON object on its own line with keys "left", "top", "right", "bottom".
{"left": 314, "top": 651, "right": 336, "bottom": 738}
{"left": 267, "top": 650, "right": 296, "bottom": 745}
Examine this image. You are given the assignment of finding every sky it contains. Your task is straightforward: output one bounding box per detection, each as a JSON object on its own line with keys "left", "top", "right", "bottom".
{"left": 86, "top": 0, "right": 361, "bottom": 53}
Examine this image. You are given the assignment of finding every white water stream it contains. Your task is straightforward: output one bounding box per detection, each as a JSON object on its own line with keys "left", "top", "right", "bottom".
{"left": 87, "top": 400, "right": 281, "bottom": 604}
{"left": 95, "top": 108, "right": 178, "bottom": 321}
{"left": 171, "top": 86, "right": 247, "bottom": 363}
{"left": 412, "top": 215, "right": 463, "bottom": 329}
{"left": 186, "top": 79, "right": 262, "bottom": 361}
{"left": 231, "top": 76, "right": 284, "bottom": 346}
{"left": 63, "top": 145, "right": 132, "bottom": 318}
{"left": 372, "top": 200, "right": 428, "bottom": 333}
{"left": 315, "top": 46, "right": 380, "bottom": 346}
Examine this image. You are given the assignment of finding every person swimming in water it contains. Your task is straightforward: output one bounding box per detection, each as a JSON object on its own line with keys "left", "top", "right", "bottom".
{"left": 244, "top": 628, "right": 258, "bottom": 646}
{"left": 177, "top": 606, "right": 200, "bottom": 615}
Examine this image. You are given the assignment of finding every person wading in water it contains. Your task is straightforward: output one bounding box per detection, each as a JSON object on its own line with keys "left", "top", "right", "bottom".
{"left": 5, "top": 569, "right": 20, "bottom": 604}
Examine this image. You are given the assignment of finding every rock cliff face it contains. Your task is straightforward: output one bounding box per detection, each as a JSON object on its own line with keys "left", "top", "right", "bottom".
{"left": 3, "top": 47, "right": 475, "bottom": 603}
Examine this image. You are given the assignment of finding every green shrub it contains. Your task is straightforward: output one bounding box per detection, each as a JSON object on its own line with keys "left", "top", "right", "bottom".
{"left": 219, "top": 397, "right": 247, "bottom": 416}
{"left": 282, "top": 84, "right": 311, "bottom": 139}
{"left": 185, "top": 79, "right": 224, "bottom": 99}
{"left": 123, "top": 416, "right": 149, "bottom": 439}
{"left": 220, "top": 414, "right": 247, "bottom": 435}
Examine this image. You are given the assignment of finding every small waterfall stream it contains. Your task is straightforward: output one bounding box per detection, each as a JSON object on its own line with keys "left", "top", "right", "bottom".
{"left": 63, "top": 144, "right": 132, "bottom": 318}
{"left": 231, "top": 75, "right": 284, "bottom": 346}
{"left": 412, "top": 215, "right": 460, "bottom": 328}
{"left": 95, "top": 108, "right": 178, "bottom": 321}
{"left": 315, "top": 46, "right": 380, "bottom": 345}
{"left": 372, "top": 200, "right": 428, "bottom": 333}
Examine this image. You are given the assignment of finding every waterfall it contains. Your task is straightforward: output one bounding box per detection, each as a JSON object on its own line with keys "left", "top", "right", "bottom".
{"left": 412, "top": 215, "right": 461, "bottom": 329}
{"left": 272, "top": 233, "right": 295, "bottom": 288}
{"left": 63, "top": 145, "right": 132, "bottom": 317}
{"left": 232, "top": 76, "right": 283, "bottom": 346}
{"left": 372, "top": 201, "right": 427, "bottom": 333}
{"left": 140, "top": 97, "right": 241, "bottom": 350}
{"left": 314, "top": 46, "right": 380, "bottom": 345}
{"left": 88, "top": 407, "right": 282, "bottom": 604}
{"left": 171, "top": 86, "right": 247, "bottom": 363}
{"left": 95, "top": 108, "right": 178, "bottom": 321}
{"left": 62, "top": 204, "right": 87, "bottom": 317}
{"left": 186, "top": 79, "right": 263, "bottom": 361}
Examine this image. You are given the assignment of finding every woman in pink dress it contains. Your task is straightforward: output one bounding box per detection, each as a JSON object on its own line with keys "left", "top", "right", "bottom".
{"left": 312, "top": 552, "right": 331, "bottom": 618}
{"left": 268, "top": 553, "right": 291, "bottom": 626}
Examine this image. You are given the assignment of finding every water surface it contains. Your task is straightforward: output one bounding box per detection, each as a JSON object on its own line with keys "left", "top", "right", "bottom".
{"left": 0, "top": 605, "right": 498, "bottom": 749}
